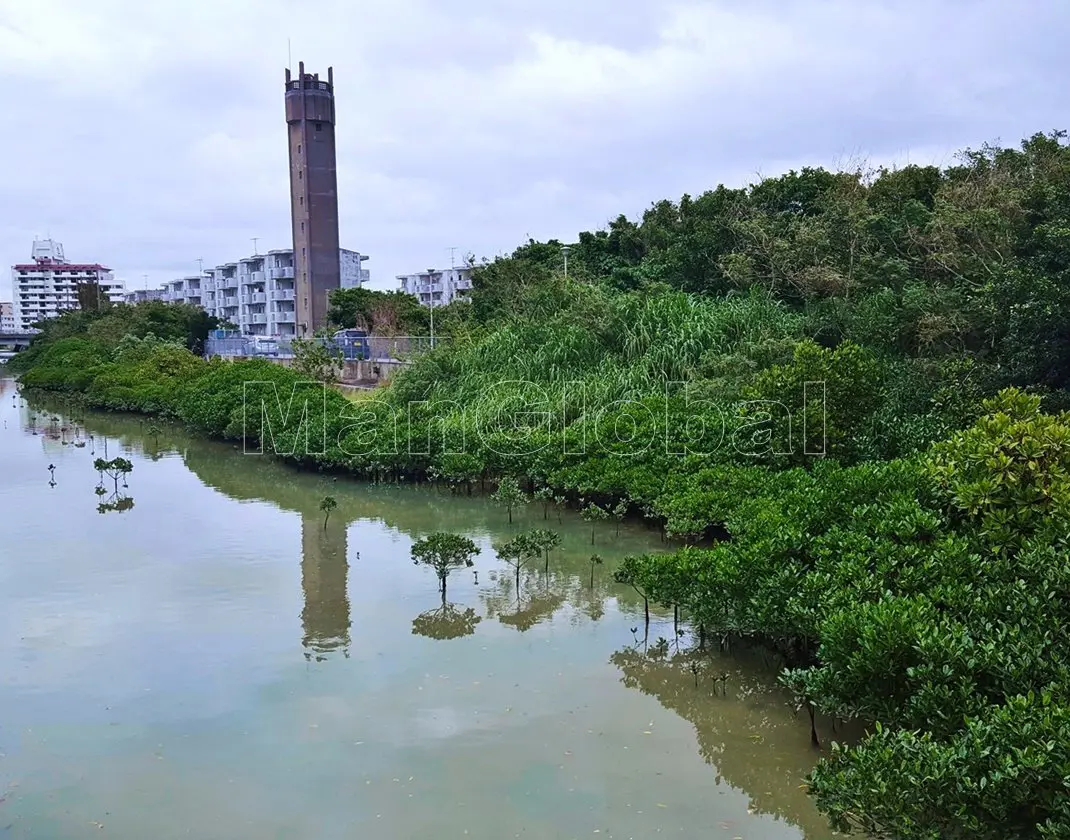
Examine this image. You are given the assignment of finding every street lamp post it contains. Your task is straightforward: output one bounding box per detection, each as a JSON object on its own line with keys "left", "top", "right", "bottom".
{"left": 561, "top": 244, "right": 570, "bottom": 280}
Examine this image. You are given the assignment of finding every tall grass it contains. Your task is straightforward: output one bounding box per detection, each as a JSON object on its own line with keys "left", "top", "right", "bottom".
{"left": 386, "top": 289, "right": 803, "bottom": 423}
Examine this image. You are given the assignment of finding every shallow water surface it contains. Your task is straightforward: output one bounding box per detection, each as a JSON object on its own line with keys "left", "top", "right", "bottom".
{"left": 0, "top": 380, "right": 837, "bottom": 839}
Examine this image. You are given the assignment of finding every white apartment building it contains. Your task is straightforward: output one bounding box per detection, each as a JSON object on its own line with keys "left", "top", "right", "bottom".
{"left": 123, "top": 288, "right": 165, "bottom": 304}
{"left": 10, "top": 239, "right": 125, "bottom": 331}
{"left": 397, "top": 266, "right": 473, "bottom": 307}
{"left": 160, "top": 247, "right": 367, "bottom": 337}
{"left": 341, "top": 250, "right": 370, "bottom": 288}
{"left": 0, "top": 302, "right": 16, "bottom": 333}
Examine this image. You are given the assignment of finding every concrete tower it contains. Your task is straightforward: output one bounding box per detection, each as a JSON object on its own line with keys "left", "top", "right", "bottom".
{"left": 285, "top": 62, "right": 341, "bottom": 335}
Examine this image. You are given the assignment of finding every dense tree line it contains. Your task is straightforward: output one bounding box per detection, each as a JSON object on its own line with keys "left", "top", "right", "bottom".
{"left": 11, "top": 130, "right": 1070, "bottom": 838}
{"left": 7, "top": 300, "right": 222, "bottom": 372}
{"left": 326, "top": 286, "right": 473, "bottom": 339}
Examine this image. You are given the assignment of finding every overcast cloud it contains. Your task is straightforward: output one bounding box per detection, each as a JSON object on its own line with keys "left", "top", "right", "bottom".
{"left": 1, "top": 0, "right": 1067, "bottom": 297}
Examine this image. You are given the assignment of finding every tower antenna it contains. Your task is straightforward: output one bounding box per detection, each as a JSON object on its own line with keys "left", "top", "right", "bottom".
{"left": 251, "top": 237, "right": 259, "bottom": 256}
{"left": 288, "top": 38, "right": 292, "bottom": 70}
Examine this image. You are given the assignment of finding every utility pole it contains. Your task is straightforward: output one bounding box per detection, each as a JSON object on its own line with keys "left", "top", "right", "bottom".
{"left": 427, "top": 268, "right": 436, "bottom": 350}
{"left": 251, "top": 238, "right": 259, "bottom": 256}
{"left": 447, "top": 247, "right": 459, "bottom": 308}
{"left": 196, "top": 257, "right": 204, "bottom": 276}
{"left": 143, "top": 274, "right": 148, "bottom": 291}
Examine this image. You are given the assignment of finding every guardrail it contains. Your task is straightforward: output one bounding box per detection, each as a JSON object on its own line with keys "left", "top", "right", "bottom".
{"left": 204, "top": 335, "right": 443, "bottom": 362}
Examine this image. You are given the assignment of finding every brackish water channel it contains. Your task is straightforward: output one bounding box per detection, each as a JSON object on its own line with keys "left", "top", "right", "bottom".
{"left": 0, "top": 378, "right": 839, "bottom": 839}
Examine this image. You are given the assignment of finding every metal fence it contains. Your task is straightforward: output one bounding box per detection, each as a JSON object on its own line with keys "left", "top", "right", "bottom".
{"left": 204, "top": 335, "right": 442, "bottom": 362}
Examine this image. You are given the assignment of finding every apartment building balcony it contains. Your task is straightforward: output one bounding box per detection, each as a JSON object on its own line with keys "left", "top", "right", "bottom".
{"left": 275, "top": 311, "right": 295, "bottom": 323}
{"left": 272, "top": 288, "right": 295, "bottom": 301}
{"left": 241, "top": 270, "right": 266, "bottom": 284}
{"left": 223, "top": 296, "right": 238, "bottom": 307}
{"left": 269, "top": 266, "right": 294, "bottom": 280}
{"left": 249, "top": 313, "right": 268, "bottom": 325}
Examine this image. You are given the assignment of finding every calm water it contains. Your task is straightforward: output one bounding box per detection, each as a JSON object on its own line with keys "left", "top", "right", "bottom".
{"left": 0, "top": 378, "right": 838, "bottom": 839}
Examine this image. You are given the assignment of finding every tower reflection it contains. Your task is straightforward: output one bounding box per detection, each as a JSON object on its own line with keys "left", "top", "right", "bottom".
{"left": 300, "top": 512, "right": 351, "bottom": 660}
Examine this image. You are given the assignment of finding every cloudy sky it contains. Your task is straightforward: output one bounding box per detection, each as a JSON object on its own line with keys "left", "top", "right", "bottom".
{"left": 1, "top": 0, "right": 1066, "bottom": 297}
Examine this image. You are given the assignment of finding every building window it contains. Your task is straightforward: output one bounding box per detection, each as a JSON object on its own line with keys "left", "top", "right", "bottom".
{"left": 315, "top": 122, "right": 322, "bottom": 132}
{"left": 301, "top": 221, "right": 305, "bottom": 232}
{"left": 299, "top": 195, "right": 303, "bottom": 206}
{"left": 297, "top": 143, "right": 301, "bottom": 154}
{"left": 298, "top": 169, "right": 302, "bottom": 180}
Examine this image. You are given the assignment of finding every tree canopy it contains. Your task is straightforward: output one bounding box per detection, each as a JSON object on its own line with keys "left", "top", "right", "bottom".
{"left": 410, "top": 532, "right": 480, "bottom": 600}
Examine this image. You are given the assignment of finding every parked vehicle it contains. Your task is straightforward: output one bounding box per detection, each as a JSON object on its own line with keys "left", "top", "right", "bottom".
{"left": 331, "top": 329, "right": 370, "bottom": 361}
{"left": 252, "top": 338, "right": 280, "bottom": 357}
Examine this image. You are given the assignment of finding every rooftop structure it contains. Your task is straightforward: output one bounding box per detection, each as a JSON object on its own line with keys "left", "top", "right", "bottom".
{"left": 10, "top": 239, "right": 124, "bottom": 331}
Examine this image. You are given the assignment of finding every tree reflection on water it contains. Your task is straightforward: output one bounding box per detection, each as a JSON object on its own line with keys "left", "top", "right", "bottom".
{"left": 411, "top": 603, "right": 482, "bottom": 640}
{"left": 96, "top": 491, "right": 135, "bottom": 514}
{"left": 611, "top": 643, "right": 852, "bottom": 837}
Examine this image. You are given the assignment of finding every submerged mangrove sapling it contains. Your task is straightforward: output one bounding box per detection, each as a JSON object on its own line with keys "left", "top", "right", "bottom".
{"left": 530, "top": 528, "right": 560, "bottom": 574}
{"left": 495, "top": 532, "right": 541, "bottom": 594}
{"left": 533, "top": 486, "right": 555, "bottom": 520}
{"left": 319, "top": 495, "right": 338, "bottom": 529}
{"left": 589, "top": 554, "right": 604, "bottom": 589}
{"left": 492, "top": 476, "right": 528, "bottom": 525}
{"left": 614, "top": 555, "right": 652, "bottom": 627}
{"left": 93, "top": 457, "right": 133, "bottom": 492}
{"left": 410, "top": 532, "right": 480, "bottom": 602}
{"left": 581, "top": 502, "right": 609, "bottom": 545}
